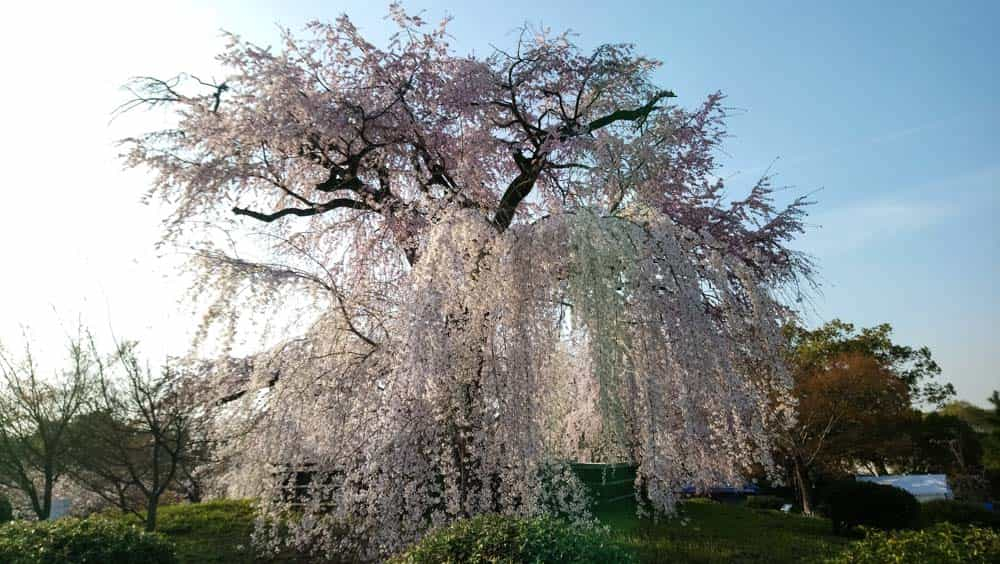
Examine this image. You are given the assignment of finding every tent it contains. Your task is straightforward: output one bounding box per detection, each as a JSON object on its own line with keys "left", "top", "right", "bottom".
{"left": 855, "top": 474, "right": 953, "bottom": 502}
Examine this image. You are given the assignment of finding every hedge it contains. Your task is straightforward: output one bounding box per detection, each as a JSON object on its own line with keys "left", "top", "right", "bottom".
{"left": 0, "top": 517, "right": 177, "bottom": 564}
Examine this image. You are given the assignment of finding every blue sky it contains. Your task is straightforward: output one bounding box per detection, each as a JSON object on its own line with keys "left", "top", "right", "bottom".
{"left": 0, "top": 1, "right": 996, "bottom": 405}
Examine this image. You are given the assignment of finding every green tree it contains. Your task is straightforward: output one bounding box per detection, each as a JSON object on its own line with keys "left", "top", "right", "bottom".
{"left": 785, "top": 319, "right": 953, "bottom": 408}
{"left": 779, "top": 319, "right": 954, "bottom": 514}
{"left": 904, "top": 413, "right": 983, "bottom": 474}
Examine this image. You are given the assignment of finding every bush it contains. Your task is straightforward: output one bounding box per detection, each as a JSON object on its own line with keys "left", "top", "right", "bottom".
{"left": 0, "top": 494, "right": 11, "bottom": 524}
{"left": 826, "top": 523, "right": 1000, "bottom": 563}
{"left": 745, "top": 495, "right": 786, "bottom": 511}
{"left": 921, "top": 499, "right": 1000, "bottom": 529}
{"left": 825, "top": 480, "right": 920, "bottom": 535}
{"left": 0, "top": 517, "right": 177, "bottom": 564}
{"left": 391, "top": 514, "right": 635, "bottom": 563}
{"left": 953, "top": 474, "right": 993, "bottom": 503}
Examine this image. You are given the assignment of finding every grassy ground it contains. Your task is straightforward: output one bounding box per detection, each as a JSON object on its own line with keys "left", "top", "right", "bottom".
{"left": 145, "top": 498, "right": 850, "bottom": 563}
{"left": 597, "top": 498, "right": 850, "bottom": 563}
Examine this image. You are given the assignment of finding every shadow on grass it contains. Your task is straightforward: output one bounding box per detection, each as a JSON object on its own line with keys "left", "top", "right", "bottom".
{"left": 596, "top": 498, "right": 852, "bottom": 563}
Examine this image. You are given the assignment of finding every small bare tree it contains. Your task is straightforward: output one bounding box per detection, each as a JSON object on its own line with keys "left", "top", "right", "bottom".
{"left": 69, "top": 341, "right": 200, "bottom": 531}
{"left": 0, "top": 336, "right": 91, "bottom": 520}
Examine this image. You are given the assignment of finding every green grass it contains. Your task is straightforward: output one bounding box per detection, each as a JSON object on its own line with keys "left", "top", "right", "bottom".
{"left": 598, "top": 498, "right": 851, "bottom": 563}
{"left": 137, "top": 498, "right": 850, "bottom": 563}
{"left": 155, "top": 500, "right": 267, "bottom": 563}
{"left": 116, "top": 500, "right": 298, "bottom": 564}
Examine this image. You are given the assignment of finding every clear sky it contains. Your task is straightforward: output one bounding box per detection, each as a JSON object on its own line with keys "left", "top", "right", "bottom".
{"left": 0, "top": 1, "right": 996, "bottom": 405}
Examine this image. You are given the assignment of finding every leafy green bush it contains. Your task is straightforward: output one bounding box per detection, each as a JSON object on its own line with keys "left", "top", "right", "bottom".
{"left": 392, "top": 514, "right": 635, "bottom": 563}
{"left": 745, "top": 495, "right": 786, "bottom": 511}
{"left": 0, "top": 494, "right": 12, "bottom": 524}
{"left": 825, "top": 480, "right": 920, "bottom": 535}
{"left": 921, "top": 499, "right": 1000, "bottom": 529}
{"left": 0, "top": 517, "right": 177, "bottom": 564}
{"left": 827, "top": 523, "right": 1000, "bottom": 563}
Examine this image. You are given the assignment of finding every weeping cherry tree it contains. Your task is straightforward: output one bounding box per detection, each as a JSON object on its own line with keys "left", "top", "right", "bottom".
{"left": 122, "top": 5, "right": 812, "bottom": 558}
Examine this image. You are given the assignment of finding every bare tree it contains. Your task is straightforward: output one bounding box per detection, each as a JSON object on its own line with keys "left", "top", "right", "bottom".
{"left": 68, "top": 341, "right": 200, "bottom": 531}
{"left": 0, "top": 336, "right": 91, "bottom": 520}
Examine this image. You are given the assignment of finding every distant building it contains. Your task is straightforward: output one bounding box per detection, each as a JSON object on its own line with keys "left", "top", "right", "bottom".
{"left": 855, "top": 474, "right": 953, "bottom": 502}
{"left": 48, "top": 497, "right": 72, "bottom": 519}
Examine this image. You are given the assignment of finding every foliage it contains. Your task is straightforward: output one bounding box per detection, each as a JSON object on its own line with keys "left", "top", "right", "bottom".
{"left": 920, "top": 500, "right": 1000, "bottom": 530}
{"left": 391, "top": 514, "right": 634, "bottom": 563}
{"left": 824, "top": 480, "right": 920, "bottom": 535}
{"left": 951, "top": 474, "right": 993, "bottom": 503}
{"left": 122, "top": 6, "right": 812, "bottom": 558}
{"left": 826, "top": 523, "right": 1000, "bottom": 564}
{"left": 745, "top": 494, "right": 787, "bottom": 511}
{"left": 905, "top": 413, "right": 984, "bottom": 474}
{"left": 0, "top": 517, "right": 177, "bottom": 564}
{"left": 0, "top": 493, "right": 11, "bottom": 523}
{"left": 778, "top": 319, "right": 954, "bottom": 515}
{"left": 941, "top": 400, "right": 998, "bottom": 434}
{"left": 780, "top": 349, "right": 916, "bottom": 514}
{"left": 785, "top": 320, "right": 952, "bottom": 407}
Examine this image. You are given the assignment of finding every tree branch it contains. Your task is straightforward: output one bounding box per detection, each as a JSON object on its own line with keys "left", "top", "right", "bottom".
{"left": 585, "top": 90, "right": 675, "bottom": 133}
{"left": 232, "top": 198, "right": 373, "bottom": 223}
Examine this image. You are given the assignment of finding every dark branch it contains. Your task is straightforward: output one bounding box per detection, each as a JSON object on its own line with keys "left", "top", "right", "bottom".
{"left": 492, "top": 91, "right": 675, "bottom": 232}
{"left": 586, "top": 90, "right": 676, "bottom": 133}
{"left": 232, "top": 198, "right": 373, "bottom": 223}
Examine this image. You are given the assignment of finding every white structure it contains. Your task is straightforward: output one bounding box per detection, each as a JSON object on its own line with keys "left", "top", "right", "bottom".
{"left": 47, "top": 497, "right": 72, "bottom": 519}
{"left": 856, "top": 474, "right": 953, "bottom": 502}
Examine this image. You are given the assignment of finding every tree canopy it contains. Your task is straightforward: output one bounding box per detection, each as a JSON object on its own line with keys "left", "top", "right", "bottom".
{"left": 122, "top": 7, "right": 812, "bottom": 558}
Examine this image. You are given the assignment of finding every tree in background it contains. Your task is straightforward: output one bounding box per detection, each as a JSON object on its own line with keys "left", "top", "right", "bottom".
{"left": 0, "top": 336, "right": 91, "bottom": 520}
{"left": 781, "top": 351, "right": 914, "bottom": 514}
{"left": 785, "top": 319, "right": 953, "bottom": 409}
{"left": 904, "top": 413, "right": 983, "bottom": 475}
{"left": 68, "top": 341, "right": 202, "bottom": 531}
{"left": 779, "top": 320, "right": 953, "bottom": 514}
{"left": 941, "top": 391, "right": 1000, "bottom": 500}
{"left": 121, "top": 6, "right": 812, "bottom": 557}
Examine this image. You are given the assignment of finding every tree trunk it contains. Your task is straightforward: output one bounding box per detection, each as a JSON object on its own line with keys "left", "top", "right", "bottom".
{"left": 792, "top": 455, "right": 814, "bottom": 516}
{"left": 145, "top": 496, "right": 158, "bottom": 531}
{"left": 41, "top": 472, "right": 54, "bottom": 520}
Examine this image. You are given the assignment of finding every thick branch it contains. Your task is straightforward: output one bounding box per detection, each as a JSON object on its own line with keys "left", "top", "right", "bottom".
{"left": 493, "top": 161, "right": 541, "bottom": 232}
{"left": 585, "top": 90, "right": 676, "bottom": 133}
{"left": 493, "top": 91, "right": 675, "bottom": 231}
{"left": 232, "top": 198, "right": 373, "bottom": 223}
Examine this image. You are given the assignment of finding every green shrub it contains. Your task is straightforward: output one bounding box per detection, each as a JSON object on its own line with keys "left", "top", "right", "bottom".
{"left": 745, "top": 495, "right": 786, "bottom": 511}
{"left": 827, "top": 523, "right": 1000, "bottom": 563}
{"left": 0, "top": 494, "right": 12, "bottom": 524}
{"left": 921, "top": 499, "right": 1000, "bottom": 529}
{"left": 392, "top": 514, "right": 635, "bottom": 563}
{"left": 0, "top": 517, "right": 177, "bottom": 564}
{"left": 825, "top": 480, "right": 920, "bottom": 535}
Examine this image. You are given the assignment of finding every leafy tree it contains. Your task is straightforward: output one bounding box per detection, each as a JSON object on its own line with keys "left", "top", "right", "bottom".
{"left": 0, "top": 336, "right": 91, "bottom": 520}
{"left": 940, "top": 400, "right": 998, "bottom": 435}
{"left": 778, "top": 320, "right": 953, "bottom": 514}
{"left": 121, "top": 7, "right": 812, "bottom": 556}
{"left": 904, "top": 413, "right": 983, "bottom": 475}
{"left": 781, "top": 352, "right": 914, "bottom": 514}
{"left": 785, "top": 319, "right": 953, "bottom": 408}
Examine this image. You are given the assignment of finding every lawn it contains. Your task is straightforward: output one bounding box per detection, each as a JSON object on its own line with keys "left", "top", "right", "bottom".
{"left": 145, "top": 498, "right": 851, "bottom": 563}
{"left": 598, "top": 498, "right": 850, "bottom": 563}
